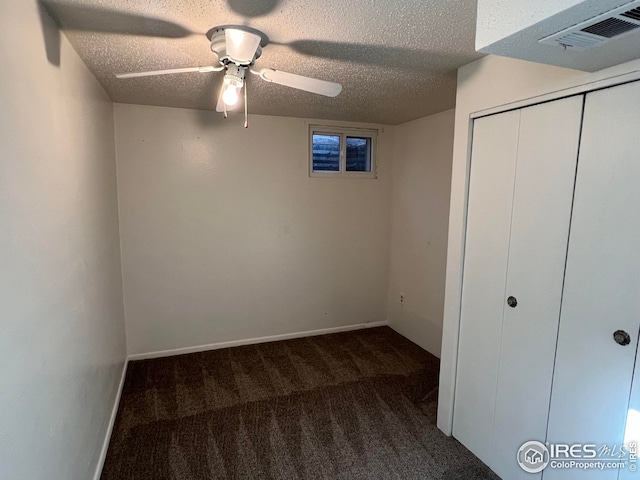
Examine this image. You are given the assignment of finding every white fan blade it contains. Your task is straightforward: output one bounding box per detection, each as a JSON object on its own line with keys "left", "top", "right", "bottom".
{"left": 215, "top": 87, "right": 242, "bottom": 113}
{"left": 259, "top": 68, "right": 342, "bottom": 97}
{"left": 116, "top": 66, "right": 221, "bottom": 79}
{"left": 225, "top": 28, "right": 261, "bottom": 64}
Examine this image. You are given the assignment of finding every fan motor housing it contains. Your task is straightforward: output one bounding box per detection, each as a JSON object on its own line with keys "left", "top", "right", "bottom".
{"left": 207, "top": 26, "right": 266, "bottom": 66}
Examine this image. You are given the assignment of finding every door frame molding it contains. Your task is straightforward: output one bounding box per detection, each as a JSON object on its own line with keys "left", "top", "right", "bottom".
{"left": 471, "top": 69, "right": 640, "bottom": 120}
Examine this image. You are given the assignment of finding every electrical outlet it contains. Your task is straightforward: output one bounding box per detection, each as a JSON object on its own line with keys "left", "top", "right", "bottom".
{"left": 400, "top": 293, "right": 405, "bottom": 304}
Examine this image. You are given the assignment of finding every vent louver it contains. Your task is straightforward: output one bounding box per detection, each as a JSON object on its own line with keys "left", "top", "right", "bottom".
{"left": 539, "top": 0, "right": 640, "bottom": 50}
{"left": 621, "top": 6, "right": 640, "bottom": 20}
{"left": 581, "top": 17, "right": 640, "bottom": 37}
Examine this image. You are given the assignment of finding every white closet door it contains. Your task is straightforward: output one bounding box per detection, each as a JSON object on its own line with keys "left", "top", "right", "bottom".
{"left": 454, "top": 110, "right": 520, "bottom": 464}
{"left": 492, "top": 96, "right": 583, "bottom": 479}
{"left": 454, "top": 96, "right": 583, "bottom": 475}
{"left": 545, "top": 81, "right": 640, "bottom": 480}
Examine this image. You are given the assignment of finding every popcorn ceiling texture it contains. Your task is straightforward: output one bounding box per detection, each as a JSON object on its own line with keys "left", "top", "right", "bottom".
{"left": 42, "top": 0, "right": 482, "bottom": 125}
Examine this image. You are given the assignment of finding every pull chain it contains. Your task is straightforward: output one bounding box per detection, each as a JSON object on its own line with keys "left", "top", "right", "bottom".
{"left": 244, "top": 79, "right": 248, "bottom": 128}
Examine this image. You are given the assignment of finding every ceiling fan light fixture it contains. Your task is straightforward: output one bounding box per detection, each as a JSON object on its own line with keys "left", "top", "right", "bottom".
{"left": 116, "top": 24, "right": 342, "bottom": 126}
{"left": 222, "top": 64, "right": 245, "bottom": 106}
{"left": 222, "top": 82, "right": 241, "bottom": 106}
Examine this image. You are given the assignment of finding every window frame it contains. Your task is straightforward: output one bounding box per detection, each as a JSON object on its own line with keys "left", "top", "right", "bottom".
{"left": 309, "top": 125, "right": 378, "bottom": 179}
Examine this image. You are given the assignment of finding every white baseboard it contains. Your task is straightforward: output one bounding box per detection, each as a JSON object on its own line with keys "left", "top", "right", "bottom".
{"left": 93, "top": 359, "right": 128, "bottom": 480}
{"left": 127, "top": 321, "right": 389, "bottom": 361}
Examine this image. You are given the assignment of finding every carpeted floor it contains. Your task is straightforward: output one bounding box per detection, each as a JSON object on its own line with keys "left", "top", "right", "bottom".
{"left": 101, "top": 326, "right": 498, "bottom": 480}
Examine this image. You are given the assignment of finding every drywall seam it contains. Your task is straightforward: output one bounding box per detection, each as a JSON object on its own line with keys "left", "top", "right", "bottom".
{"left": 111, "top": 102, "right": 129, "bottom": 355}
{"left": 92, "top": 360, "right": 128, "bottom": 480}
{"left": 127, "top": 321, "right": 388, "bottom": 361}
{"left": 112, "top": 105, "right": 132, "bottom": 355}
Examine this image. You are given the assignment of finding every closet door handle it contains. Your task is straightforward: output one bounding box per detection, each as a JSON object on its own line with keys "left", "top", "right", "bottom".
{"left": 507, "top": 296, "right": 518, "bottom": 308}
{"left": 613, "top": 330, "right": 631, "bottom": 346}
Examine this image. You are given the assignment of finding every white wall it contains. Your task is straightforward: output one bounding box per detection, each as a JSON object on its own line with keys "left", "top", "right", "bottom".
{"left": 114, "top": 104, "right": 394, "bottom": 355}
{"left": 438, "top": 54, "right": 640, "bottom": 435}
{"left": 387, "top": 110, "right": 455, "bottom": 358}
{"left": 0, "top": 2, "right": 126, "bottom": 480}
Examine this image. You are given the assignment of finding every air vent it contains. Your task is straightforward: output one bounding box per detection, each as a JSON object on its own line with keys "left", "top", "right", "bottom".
{"left": 581, "top": 17, "right": 639, "bottom": 37}
{"left": 552, "top": 32, "right": 604, "bottom": 49}
{"left": 540, "top": 0, "right": 640, "bottom": 50}
{"left": 621, "top": 6, "right": 640, "bottom": 20}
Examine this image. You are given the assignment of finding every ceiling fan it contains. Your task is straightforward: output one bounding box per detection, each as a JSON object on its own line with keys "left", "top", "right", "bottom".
{"left": 115, "top": 25, "right": 343, "bottom": 127}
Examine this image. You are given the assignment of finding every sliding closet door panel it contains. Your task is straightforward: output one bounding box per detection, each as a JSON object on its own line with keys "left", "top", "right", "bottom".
{"left": 545, "top": 81, "right": 640, "bottom": 480}
{"left": 492, "top": 96, "right": 584, "bottom": 479}
{"left": 453, "top": 110, "right": 520, "bottom": 463}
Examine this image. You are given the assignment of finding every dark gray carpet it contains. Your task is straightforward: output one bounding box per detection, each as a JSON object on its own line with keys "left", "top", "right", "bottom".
{"left": 101, "top": 326, "right": 498, "bottom": 479}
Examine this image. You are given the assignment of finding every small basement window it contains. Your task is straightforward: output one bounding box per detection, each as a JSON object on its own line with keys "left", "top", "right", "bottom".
{"left": 309, "top": 125, "right": 377, "bottom": 178}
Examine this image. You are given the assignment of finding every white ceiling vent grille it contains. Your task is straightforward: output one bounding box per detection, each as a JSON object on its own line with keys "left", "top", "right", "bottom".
{"left": 540, "top": 0, "right": 640, "bottom": 50}
{"left": 622, "top": 6, "right": 640, "bottom": 20}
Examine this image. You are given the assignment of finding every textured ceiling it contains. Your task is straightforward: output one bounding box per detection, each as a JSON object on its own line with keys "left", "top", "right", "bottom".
{"left": 40, "top": 0, "right": 482, "bottom": 125}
